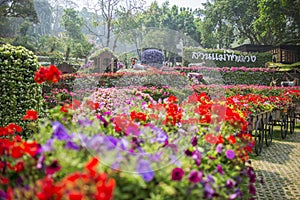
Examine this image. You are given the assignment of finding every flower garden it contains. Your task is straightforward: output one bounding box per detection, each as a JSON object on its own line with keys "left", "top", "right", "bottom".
{"left": 1, "top": 44, "right": 300, "bottom": 200}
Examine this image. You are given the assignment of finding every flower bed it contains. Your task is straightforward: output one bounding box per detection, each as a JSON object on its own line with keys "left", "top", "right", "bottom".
{"left": 2, "top": 64, "right": 299, "bottom": 200}
{"left": 1, "top": 91, "right": 257, "bottom": 199}
{"left": 164, "top": 66, "right": 284, "bottom": 85}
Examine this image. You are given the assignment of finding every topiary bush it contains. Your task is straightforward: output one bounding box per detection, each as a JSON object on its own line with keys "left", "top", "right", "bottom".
{"left": 141, "top": 49, "right": 164, "bottom": 69}
{"left": 0, "top": 44, "right": 44, "bottom": 129}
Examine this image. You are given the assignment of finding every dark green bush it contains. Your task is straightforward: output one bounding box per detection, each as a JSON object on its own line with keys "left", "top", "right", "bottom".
{"left": 0, "top": 44, "right": 44, "bottom": 128}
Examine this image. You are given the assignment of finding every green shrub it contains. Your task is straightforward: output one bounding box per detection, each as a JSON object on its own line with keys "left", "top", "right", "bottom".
{"left": 0, "top": 44, "right": 44, "bottom": 129}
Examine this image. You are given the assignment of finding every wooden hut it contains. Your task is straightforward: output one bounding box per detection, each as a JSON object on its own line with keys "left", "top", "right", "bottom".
{"left": 232, "top": 44, "right": 274, "bottom": 53}
{"left": 271, "top": 45, "right": 300, "bottom": 64}
{"left": 232, "top": 44, "right": 300, "bottom": 64}
{"left": 57, "top": 62, "right": 75, "bottom": 74}
{"left": 91, "top": 49, "right": 116, "bottom": 73}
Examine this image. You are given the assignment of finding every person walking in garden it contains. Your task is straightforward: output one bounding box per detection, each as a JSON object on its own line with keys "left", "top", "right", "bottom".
{"left": 130, "top": 57, "right": 148, "bottom": 70}
{"left": 130, "top": 57, "right": 137, "bottom": 68}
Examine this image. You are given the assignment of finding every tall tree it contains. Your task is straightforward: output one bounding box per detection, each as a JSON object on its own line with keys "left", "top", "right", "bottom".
{"left": 62, "top": 8, "right": 84, "bottom": 40}
{"left": 0, "top": 0, "right": 38, "bottom": 22}
{"left": 32, "top": 0, "right": 53, "bottom": 36}
{"left": 200, "top": 0, "right": 300, "bottom": 46}
{"left": 61, "top": 8, "right": 93, "bottom": 61}
{"left": 89, "top": 0, "right": 145, "bottom": 48}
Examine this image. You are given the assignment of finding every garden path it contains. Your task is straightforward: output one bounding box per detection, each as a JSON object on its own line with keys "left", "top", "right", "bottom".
{"left": 252, "top": 126, "right": 300, "bottom": 200}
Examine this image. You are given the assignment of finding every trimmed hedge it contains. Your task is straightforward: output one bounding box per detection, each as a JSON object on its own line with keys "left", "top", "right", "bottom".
{"left": 0, "top": 44, "right": 44, "bottom": 129}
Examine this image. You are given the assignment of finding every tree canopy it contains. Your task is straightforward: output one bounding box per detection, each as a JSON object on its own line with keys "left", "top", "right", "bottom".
{"left": 0, "top": 0, "right": 38, "bottom": 22}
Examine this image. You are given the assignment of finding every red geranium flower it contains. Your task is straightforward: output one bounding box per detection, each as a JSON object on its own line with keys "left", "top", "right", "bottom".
{"left": 205, "top": 133, "right": 217, "bottom": 145}
{"left": 227, "top": 135, "right": 236, "bottom": 144}
{"left": 34, "top": 65, "right": 61, "bottom": 84}
{"left": 85, "top": 157, "right": 99, "bottom": 177}
{"left": 22, "top": 110, "right": 38, "bottom": 121}
{"left": 87, "top": 100, "right": 99, "bottom": 110}
{"left": 216, "top": 134, "right": 224, "bottom": 144}
{"left": 2, "top": 123, "right": 23, "bottom": 135}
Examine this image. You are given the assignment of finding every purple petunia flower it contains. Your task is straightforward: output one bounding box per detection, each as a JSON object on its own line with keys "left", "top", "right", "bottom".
{"left": 126, "top": 124, "right": 140, "bottom": 136}
{"left": 119, "top": 138, "right": 129, "bottom": 151}
{"left": 249, "top": 183, "right": 256, "bottom": 195}
{"left": 192, "top": 150, "right": 202, "bottom": 166}
{"left": 226, "top": 179, "right": 236, "bottom": 189}
{"left": 190, "top": 136, "right": 198, "bottom": 146}
{"left": 136, "top": 159, "right": 154, "bottom": 182}
{"left": 97, "top": 115, "right": 109, "bottom": 127}
{"left": 203, "top": 182, "right": 215, "bottom": 199}
{"left": 225, "top": 149, "right": 235, "bottom": 160}
{"left": 155, "top": 128, "right": 168, "bottom": 143}
{"left": 229, "top": 193, "right": 238, "bottom": 199}
{"left": 104, "top": 136, "right": 118, "bottom": 150}
{"left": 206, "top": 174, "right": 215, "bottom": 183}
{"left": 188, "top": 170, "right": 202, "bottom": 183}
{"left": 86, "top": 135, "right": 105, "bottom": 152}
{"left": 247, "top": 167, "right": 256, "bottom": 183}
{"left": 216, "top": 144, "right": 223, "bottom": 154}
{"left": 78, "top": 118, "right": 93, "bottom": 127}
{"left": 184, "top": 149, "right": 193, "bottom": 156}
{"left": 217, "top": 164, "right": 224, "bottom": 175}
{"left": 171, "top": 167, "right": 185, "bottom": 181}
{"left": 52, "top": 121, "right": 71, "bottom": 141}
{"left": 41, "top": 138, "right": 54, "bottom": 152}
{"left": 65, "top": 141, "right": 80, "bottom": 150}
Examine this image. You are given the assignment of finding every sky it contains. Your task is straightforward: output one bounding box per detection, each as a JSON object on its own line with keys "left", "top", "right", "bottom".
{"left": 145, "top": 0, "right": 207, "bottom": 9}
{"left": 77, "top": 0, "right": 207, "bottom": 10}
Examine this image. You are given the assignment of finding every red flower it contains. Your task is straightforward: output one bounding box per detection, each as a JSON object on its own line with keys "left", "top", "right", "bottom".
{"left": 65, "top": 172, "right": 81, "bottom": 182}
{"left": 34, "top": 65, "right": 61, "bottom": 84}
{"left": 36, "top": 177, "right": 56, "bottom": 200}
{"left": 87, "top": 100, "right": 99, "bottom": 110}
{"left": 8, "top": 161, "right": 24, "bottom": 172}
{"left": 130, "top": 111, "right": 147, "bottom": 122}
{"left": 0, "top": 127, "right": 8, "bottom": 136}
{"left": 205, "top": 133, "right": 217, "bottom": 145}
{"left": 47, "top": 65, "right": 61, "bottom": 83}
{"left": 10, "top": 145, "right": 23, "bottom": 159}
{"left": 95, "top": 174, "right": 116, "bottom": 200}
{"left": 71, "top": 99, "right": 81, "bottom": 109}
{"left": 85, "top": 157, "right": 99, "bottom": 176}
{"left": 0, "top": 176, "right": 9, "bottom": 185}
{"left": 34, "top": 66, "right": 49, "bottom": 84}
{"left": 23, "top": 141, "right": 40, "bottom": 157}
{"left": 167, "top": 95, "right": 178, "bottom": 103}
{"left": 216, "top": 134, "right": 224, "bottom": 144}
{"left": 227, "top": 135, "right": 236, "bottom": 144}
{"left": 69, "top": 192, "right": 84, "bottom": 200}
{"left": 22, "top": 110, "right": 38, "bottom": 120}
{"left": 0, "top": 123, "right": 23, "bottom": 136}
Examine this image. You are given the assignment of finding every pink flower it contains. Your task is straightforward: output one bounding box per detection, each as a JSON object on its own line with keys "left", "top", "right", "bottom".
{"left": 188, "top": 170, "right": 202, "bottom": 183}
{"left": 171, "top": 167, "right": 185, "bottom": 181}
